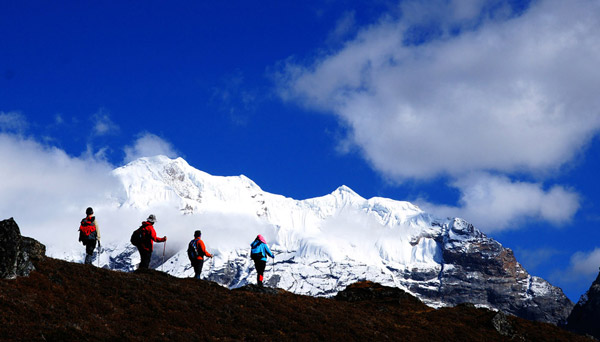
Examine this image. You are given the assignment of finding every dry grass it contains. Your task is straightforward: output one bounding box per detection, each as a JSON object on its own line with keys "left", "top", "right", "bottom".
{"left": 0, "top": 258, "right": 589, "bottom": 341}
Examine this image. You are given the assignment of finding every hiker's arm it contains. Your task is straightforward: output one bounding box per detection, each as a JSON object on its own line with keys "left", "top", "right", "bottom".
{"left": 200, "top": 240, "right": 212, "bottom": 258}
{"left": 265, "top": 244, "right": 274, "bottom": 258}
{"left": 95, "top": 220, "right": 101, "bottom": 241}
{"left": 150, "top": 227, "right": 166, "bottom": 242}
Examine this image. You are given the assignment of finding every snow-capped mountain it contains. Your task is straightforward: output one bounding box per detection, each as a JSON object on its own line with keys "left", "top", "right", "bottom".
{"left": 55, "top": 155, "right": 573, "bottom": 324}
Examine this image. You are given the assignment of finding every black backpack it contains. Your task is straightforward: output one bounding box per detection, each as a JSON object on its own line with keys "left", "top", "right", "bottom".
{"left": 187, "top": 239, "right": 205, "bottom": 261}
{"left": 130, "top": 226, "right": 144, "bottom": 247}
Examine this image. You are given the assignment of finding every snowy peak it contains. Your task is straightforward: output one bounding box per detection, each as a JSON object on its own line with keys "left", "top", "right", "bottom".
{"left": 72, "top": 155, "right": 574, "bottom": 324}
{"left": 332, "top": 185, "right": 361, "bottom": 198}
{"left": 112, "top": 155, "right": 264, "bottom": 213}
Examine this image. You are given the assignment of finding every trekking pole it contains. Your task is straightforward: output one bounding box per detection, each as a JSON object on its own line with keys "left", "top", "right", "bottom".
{"left": 97, "top": 242, "right": 101, "bottom": 268}
{"left": 162, "top": 241, "right": 166, "bottom": 272}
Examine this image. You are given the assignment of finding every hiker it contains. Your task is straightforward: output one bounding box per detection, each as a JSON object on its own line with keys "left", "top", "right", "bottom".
{"left": 187, "top": 230, "right": 213, "bottom": 279}
{"left": 250, "top": 234, "right": 274, "bottom": 287}
{"left": 135, "top": 214, "right": 167, "bottom": 269}
{"left": 78, "top": 207, "right": 101, "bottom": 265}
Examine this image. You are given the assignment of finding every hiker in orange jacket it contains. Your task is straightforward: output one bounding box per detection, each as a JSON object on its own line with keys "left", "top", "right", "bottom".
{"left": 187, "top": 230, "right": 213, "bottom": 279}
{"left": 136, "top": 214, "right": 166, "bottom": 269}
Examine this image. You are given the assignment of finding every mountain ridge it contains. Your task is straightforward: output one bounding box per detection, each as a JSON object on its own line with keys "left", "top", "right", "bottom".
{"left": 0, "top": 219, "right": 587, "bottom": 342}
{"left": 50, "top": 155, "right": 573, "bottom": 324}
{"left": 1, "top": 254, "right": 588, "bottom": 341}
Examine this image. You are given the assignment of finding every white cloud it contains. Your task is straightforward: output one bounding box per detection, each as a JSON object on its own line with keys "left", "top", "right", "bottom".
{"left": 278, "top": 0, "right": 600, "bottom": 181}
{"left": 123, "top": 132, "right": 180, "bottom": 163}
{"left": 556, "top": 248, "right": 600, "bottom": 287}
{"left": 399, "top": 0, "right": 512, "bottom": 32}
{"left": 92, "top": 110, "right": 119, "bottom": 136}
{"left": 417, "top": 173, "right": 580, "bottom": 231}
{"left": 0, "top": 132, "right": 267, "bottom": 262}
{"left": 276, "top": 0, "right": 600, "bottom": 230}
{"left": 326, "top": 11, "right": 357, "bottom": 45}
{"left": 568, "top": 248, "right": 600, "bottom": 277}
{"left": 0, "top": 111, "right": 28, "bottom": 133}
{"left": 0, "top": 133, "right": 121, "bottom": 251}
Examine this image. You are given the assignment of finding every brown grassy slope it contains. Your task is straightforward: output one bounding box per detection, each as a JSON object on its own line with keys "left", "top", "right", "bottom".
{"left": 0, "top": 258, "right": 589, "bottom": 341}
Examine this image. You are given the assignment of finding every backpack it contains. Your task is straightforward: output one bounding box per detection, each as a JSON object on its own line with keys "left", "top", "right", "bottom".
{"left": 130, "top": 226, "right": 145, "bottom": 247}
{"left": 78, "top": 230, "right": 97, "bottom": 245}
{"left": 187, "top": 239, "right": 205, "bottom": 261}
{"left": 250, "top": 241, "right": 264, "bottom": 261}
{"left": 78, "top": 218, "right": 97, "bottom": 245}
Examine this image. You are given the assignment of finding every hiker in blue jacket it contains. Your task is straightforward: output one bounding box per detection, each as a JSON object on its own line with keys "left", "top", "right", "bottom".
{"left": 250, "top": 234, "right": 274, "bottom": 287}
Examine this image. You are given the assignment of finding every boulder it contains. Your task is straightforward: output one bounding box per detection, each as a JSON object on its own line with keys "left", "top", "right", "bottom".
{"left": 335, "top": 281, "right": 428, "bottom": 309}
{"left": 0, "top": 218, "right": 45, "bottom": 279}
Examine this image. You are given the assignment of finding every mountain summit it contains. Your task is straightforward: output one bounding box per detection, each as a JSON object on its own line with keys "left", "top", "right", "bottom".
{"left": 56, "top": 155, "right": 572, "bottom": 324}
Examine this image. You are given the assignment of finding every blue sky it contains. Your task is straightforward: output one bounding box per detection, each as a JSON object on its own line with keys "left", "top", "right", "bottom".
{"left": 2, "top": 0, "right": 600, "bottom": 302}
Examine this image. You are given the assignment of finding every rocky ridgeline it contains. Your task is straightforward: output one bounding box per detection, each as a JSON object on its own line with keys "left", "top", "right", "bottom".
{"left": 566, "top": 270, "right": 600, "bottom": 339}
{"left": 0, "top": 217, "right": 597, "bottom": 340}
{"left": 429, "top": 218, "right": 574, "bottom": 324}
{"left": 193, "top": 217, "right": 574, "bottom": 325}
{"left": 0, "top": 218, "right": 46, "bottom": 279}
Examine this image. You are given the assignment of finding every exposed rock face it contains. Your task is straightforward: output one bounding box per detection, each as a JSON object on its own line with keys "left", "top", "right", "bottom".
{"left": 426, "top": 218, "right": 574, "bottom": 325}
{"left": 491, "top": 311, "right": 527, "bottom": 341}
{"left": 386, "top": 218, "right": 573, "bottom": 325}
{"left": 0, "top": 218, "right": 46, "bottom": 279}
{"left": 566, "top": 270, "right": 600, "bottom": 338}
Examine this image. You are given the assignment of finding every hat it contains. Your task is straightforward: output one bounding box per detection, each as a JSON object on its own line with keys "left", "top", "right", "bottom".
{"left": 257, "top": 234, "right": 266, "bottom": 244}
{"left": 147, "top": 214, "right": 157, "bottom": 223}
{"left": 194, "top": 230, "right": 201, "bottom": 238}
{"left": 86, "top": 207, "right": 94, "bottom": 215}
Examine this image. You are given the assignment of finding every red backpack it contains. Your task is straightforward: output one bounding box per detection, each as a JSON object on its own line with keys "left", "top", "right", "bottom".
{"left": 78, "top": 217, "right": 97, "bottom": 244}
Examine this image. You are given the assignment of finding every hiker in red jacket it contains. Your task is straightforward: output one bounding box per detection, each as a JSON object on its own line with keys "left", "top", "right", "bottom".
{"left": 187, "top": 230, "right": 213, "bottom": 279}
{"left": 136, "top": 214, "right": 166, "bottom": 269}
{"left": 78, "top": 207, "right": 101, "bottom": 265}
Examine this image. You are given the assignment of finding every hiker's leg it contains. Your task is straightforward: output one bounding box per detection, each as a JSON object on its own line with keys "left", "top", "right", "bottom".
{"left": 84, "top": 240, "right": 96, "bottom": 264}
{"left": 256, "top": 260, "right": 266, "bottom": 286}
{"left": 139, "top": 248, "right": 151, "bottom": 269}
{"left": 193, "top": 259, "right": 204, "bottom": 279}
{"left": 198, "top": 259, "right": 204, "bottom": 277}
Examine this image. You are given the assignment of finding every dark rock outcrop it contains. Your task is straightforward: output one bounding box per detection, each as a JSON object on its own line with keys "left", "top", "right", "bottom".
{"left": 492, "top": 311, "right": 526, "bottom": 341}
{"left": 0, "top": 218, "right": 45, "bottom": 279}
{"left": 418, "top": 218, "right": 573, "bottom": 325}
{"left": 335, "top": 280, "right": 427, "bottom": 309}
{"left": 566, "top": 270, "right": 600, "bottom": 339}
